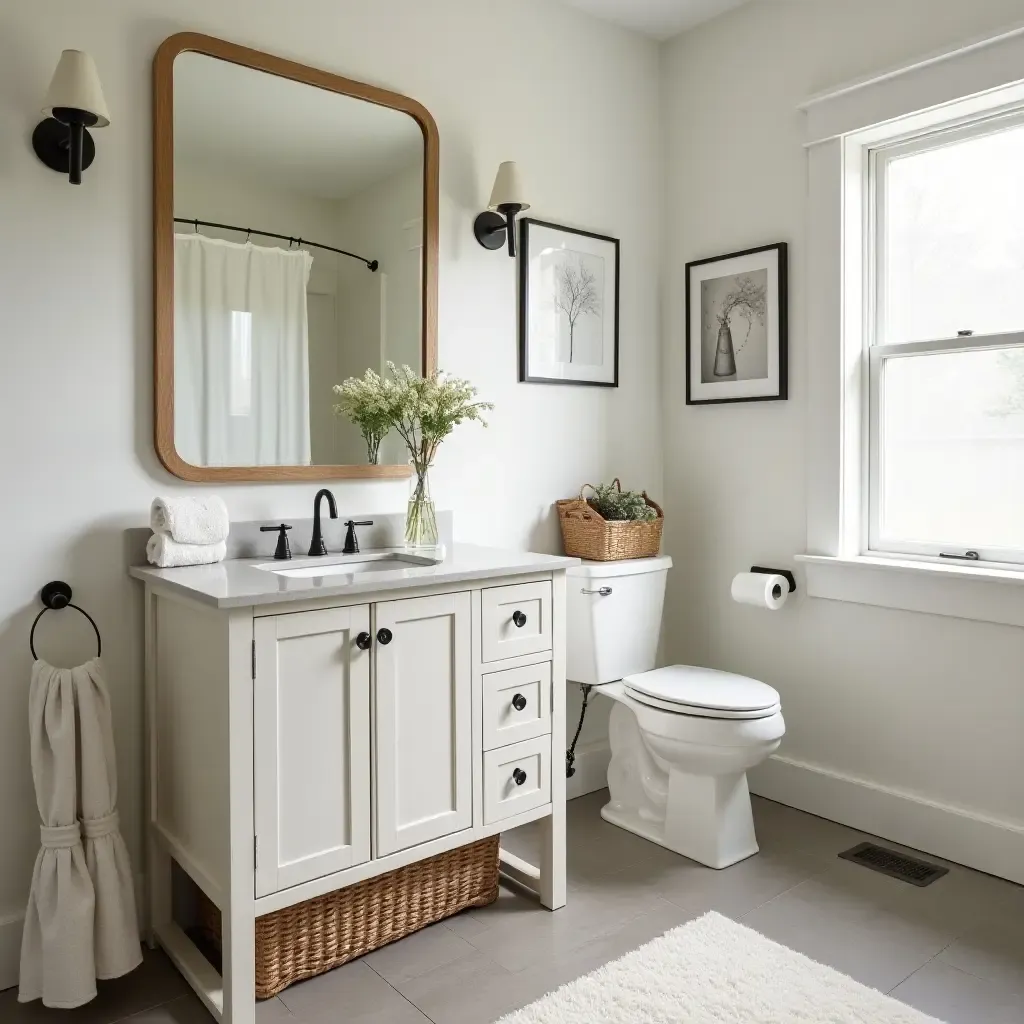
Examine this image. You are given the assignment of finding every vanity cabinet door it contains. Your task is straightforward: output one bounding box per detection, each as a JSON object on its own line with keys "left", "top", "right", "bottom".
{"left": 254, "top": 606, "right": 371, "bottom": 897}
{"left": 374, "top": 592, "right": 472, "bottom": 856}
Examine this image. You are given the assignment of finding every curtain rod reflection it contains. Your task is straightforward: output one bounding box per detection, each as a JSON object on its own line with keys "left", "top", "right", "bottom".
{"left": 174, "top": 217, "right": 379, "bottom": 271}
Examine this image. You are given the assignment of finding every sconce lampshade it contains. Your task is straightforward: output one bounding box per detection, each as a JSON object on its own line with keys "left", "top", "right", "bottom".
{"left": 487, "top": 161, "right": 530, "bottom": 212}
{"left": 43, "top": 50, "right": 110, "bottom": 126}
{"left": 33, "top": 49, "right": 110, "bottom": 185}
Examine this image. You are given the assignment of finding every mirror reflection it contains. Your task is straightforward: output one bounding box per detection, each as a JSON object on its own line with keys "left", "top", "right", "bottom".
{"left": 172, "top": 51, "right": 424, "bottom": 467}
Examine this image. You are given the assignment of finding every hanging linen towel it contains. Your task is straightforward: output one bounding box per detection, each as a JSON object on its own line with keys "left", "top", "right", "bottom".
{"left": 150, "top": 495, "right": 229, "bottom": 546}
{"left": 19, "top": 662, "right": 97, "bottom": 1008}
{"left": 19, "top": 660, "right": 141, "bottom": 1008}
{"left": 73, "top": 662, "right": 142, "bottom": 983}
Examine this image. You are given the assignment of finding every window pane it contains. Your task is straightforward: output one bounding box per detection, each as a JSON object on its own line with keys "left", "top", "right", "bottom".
{"left": 883, "top": 122, "right": 1024, "bottom": 342}
{"left": 229, "top": 310, "right": 252, "bottom": 417}
{"left": 880, "top": 347, "right": 1024, "bottom": 553}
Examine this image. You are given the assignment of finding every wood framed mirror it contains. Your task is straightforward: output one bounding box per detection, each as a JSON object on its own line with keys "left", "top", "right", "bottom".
{"left": 153, "top": 33, "right": 438, "bottom": 481}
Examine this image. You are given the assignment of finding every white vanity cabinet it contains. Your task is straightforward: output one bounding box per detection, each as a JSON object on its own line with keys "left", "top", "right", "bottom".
{"left": 253, "top": 605, "right": 372, "bottom": 896}
{"left": 133, "top": 551, "right": 571, "bottom": 1024}
{"left": 374, "top": 592, "right": 473, "bottom": 856}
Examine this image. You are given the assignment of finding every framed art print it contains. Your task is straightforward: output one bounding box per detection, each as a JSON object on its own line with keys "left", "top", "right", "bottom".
{"left": 685, "top": 242, "right": 788, "bottom": 404}
{"left": 519, "top": 218, "right": 619, "bottom": 386}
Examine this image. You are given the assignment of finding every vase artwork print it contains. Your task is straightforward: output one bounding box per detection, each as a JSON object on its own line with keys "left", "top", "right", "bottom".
{"left": 685, "top": 243, "right": 788, "bottom": 404}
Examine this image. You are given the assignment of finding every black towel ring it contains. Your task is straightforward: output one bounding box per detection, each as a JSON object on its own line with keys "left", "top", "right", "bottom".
{"left": 29, "top": 581, "right": 102, "bottom": 660}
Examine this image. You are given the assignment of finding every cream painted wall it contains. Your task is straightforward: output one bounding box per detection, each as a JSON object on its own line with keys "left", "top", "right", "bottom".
{"left": 0, "top": 0, "right": 661, "bottom": 986}
{"left": 662, "top": 0, "right": 1024, "bottom": 857}
{"left": 334, "top": 163, "right": 423, "bottom": 465}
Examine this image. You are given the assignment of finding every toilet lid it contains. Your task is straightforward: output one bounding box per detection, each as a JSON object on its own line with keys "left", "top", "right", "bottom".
{"left": 623, "top": 665, "right": 780, "bottom": 719}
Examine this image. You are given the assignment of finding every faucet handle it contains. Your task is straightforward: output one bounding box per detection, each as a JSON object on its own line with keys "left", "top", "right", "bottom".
{"left": 260, "top": 523, "right": 293, "bottom": 561}
{"left": 342, "top": 520, "right": 373, "bottom": 556}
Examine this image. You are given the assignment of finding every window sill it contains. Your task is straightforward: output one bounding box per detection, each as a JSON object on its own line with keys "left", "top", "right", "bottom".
{"left": 795, "top": 553, "right": 1024, "bottom": 627}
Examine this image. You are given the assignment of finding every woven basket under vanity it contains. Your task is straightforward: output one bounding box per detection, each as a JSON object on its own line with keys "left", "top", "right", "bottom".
{"left": 197, "top": 835, "right": 500, "bottom": 999}
{"left": 556, "top": 481, "right": 664, "bottom": 561}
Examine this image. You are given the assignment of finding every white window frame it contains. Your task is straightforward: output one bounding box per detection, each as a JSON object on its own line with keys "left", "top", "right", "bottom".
{"left": 866, "top": 110, "right": 1024, "bottom": 566}
{"left": 799, "top": 23, "right": 1024, "bottom": 624}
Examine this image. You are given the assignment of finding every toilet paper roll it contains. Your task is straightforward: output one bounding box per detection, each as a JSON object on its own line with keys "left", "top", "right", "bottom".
{"left": 731, "top": 572, "right": 789, "bottom": 610}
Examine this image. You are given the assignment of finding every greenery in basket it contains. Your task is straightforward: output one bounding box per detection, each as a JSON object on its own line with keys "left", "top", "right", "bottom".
{"left": 589, "top": 481, "right": 658, "bottom": 522}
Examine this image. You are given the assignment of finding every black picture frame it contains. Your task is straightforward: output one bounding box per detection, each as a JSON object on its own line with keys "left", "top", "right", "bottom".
{"left": 518, "top": 218, "right": 620, "bottom": 387}
{"left": 685, "top": 241, "right": 788, "bottom": 405}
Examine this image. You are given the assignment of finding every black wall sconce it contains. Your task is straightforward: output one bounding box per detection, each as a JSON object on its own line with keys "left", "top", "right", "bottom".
{"left": 473, "top": 162, "right": 530, "bottom": 257}
{"left": 32, "top": 50, "right": 110, "bottom": 185}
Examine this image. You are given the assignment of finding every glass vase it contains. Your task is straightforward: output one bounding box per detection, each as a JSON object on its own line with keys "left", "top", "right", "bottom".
{"left": 405, "top": 463, "right": 439, "bottom": 554}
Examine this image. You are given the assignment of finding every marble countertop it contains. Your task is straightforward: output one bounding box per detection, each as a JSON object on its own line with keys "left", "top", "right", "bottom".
{"left": 129, "top": 543, "right": 580, "bottom": 609}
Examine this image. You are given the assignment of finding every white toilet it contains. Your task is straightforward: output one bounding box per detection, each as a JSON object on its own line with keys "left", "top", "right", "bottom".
{"left": 567, "top": 556, "right": 785, "bottom": 869}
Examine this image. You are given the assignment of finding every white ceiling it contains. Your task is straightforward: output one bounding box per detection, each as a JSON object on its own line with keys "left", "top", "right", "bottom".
{"left": 173, "top": 52, "right": 422, "bottom": 201}
{"left": 559, "top": 0, "right": 749, "bottom": 39}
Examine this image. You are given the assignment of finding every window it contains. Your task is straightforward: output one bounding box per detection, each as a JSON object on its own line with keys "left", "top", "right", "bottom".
{"left": 866, "top": 113, "right": 1024, "bottom": 565}
{"left": 229, "top": 309, "right": 253, "bottom": 417}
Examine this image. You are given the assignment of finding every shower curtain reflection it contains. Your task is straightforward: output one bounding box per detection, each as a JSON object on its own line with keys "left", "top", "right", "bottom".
{"left": 174, "top": 233, "right": 313, "bottom": 466}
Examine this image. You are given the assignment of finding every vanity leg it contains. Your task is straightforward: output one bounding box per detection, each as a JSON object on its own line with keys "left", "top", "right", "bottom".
{"left": 223, "top": 610, "right": 256, "bottom": 1024}
{"left": 146, "top": 829, "right": 171, "bottom": 950}
{"left": 222, "top": 895, "right": 255, "bottom": 1024}
{"left": 541, "top": 572, "right": 567, "bottom": 910}
{"left": 143, "top": 587, "right": 167, "bottom": 949}
{"left": 539, "top": 800, "right": 567, "bottom": 910}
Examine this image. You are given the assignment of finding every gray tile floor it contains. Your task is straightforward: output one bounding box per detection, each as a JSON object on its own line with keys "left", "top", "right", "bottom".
{"left": 5, "top": 793, "right": 1023, "bottom": 1023}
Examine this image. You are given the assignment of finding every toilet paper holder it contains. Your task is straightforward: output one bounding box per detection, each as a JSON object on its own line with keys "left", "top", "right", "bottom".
{"left": 750, "top": 566, "right": 796, "bottom": 594}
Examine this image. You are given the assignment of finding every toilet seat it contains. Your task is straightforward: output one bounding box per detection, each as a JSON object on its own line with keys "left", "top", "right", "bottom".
{"left": 623, "top": 665, "right": 780, "bottom": 721}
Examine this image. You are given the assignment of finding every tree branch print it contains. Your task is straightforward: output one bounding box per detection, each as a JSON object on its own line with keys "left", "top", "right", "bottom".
{"left": 555, "top": 257, "right": 600, "bottom": 362}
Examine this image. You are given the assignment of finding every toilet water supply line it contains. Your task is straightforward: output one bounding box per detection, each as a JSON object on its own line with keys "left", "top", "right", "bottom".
{"left": 566, "top": 684, "right": 593, "bottom": 778}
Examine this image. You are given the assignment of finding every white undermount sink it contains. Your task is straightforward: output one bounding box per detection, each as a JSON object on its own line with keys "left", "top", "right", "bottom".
{"left": 255, "top": 552, "right": 436, "bottom": 579}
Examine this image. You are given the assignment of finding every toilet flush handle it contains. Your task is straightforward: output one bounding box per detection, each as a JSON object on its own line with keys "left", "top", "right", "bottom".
{"left": 581, "top": 586, "right": 612, "bottom": 596}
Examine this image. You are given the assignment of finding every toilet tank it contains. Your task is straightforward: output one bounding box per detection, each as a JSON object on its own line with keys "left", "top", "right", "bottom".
{"left": 566, "top": 556, "right": 672, "bottom": 685}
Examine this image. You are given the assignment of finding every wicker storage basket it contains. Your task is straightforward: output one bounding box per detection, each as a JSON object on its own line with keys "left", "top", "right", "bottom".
{"left": 196, "top": 836, "right": 499, "bottom": 999}
{"left": 556, "top": 479, "right": 664, "bottom": 561}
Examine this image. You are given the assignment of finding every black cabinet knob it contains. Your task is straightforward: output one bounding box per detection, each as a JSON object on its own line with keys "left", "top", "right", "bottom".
{"left": 376, "top": 627, "right": 393, "bottom": 645}
{"left": 355, "top": 632, "right": 372, "bottom": 651}
{"left": 512, "top": 768, "right": 527, "bottom": 786}
{"left": 512, "top": 610, "right": 527, "bottom": 628}
{"left": 511, "top": 693, "right": 527, "bottom": 711}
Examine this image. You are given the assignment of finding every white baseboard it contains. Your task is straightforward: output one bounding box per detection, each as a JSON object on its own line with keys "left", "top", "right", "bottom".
{"left": 566, "top": 742, "right": 610, "bottom": 801}
{"left": 750, "top": 754, "right": 1024, "bottom": 885}
{"left": 0, "top": 910, "right": 23, "bottom": 993}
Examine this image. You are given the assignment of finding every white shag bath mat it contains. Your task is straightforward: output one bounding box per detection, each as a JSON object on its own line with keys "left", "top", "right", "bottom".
{"left": 497, "top": 912, "right": 943, "bottom": 1023}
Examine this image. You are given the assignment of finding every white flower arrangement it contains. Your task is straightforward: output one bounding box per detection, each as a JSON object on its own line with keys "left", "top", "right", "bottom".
{"left": 333, "top": 363, "right": 494, "bottom": 547}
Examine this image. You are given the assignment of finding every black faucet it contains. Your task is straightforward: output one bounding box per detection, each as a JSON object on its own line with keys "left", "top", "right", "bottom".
{"left": 343, "top": 520, "right": 374, "bottom": 555}
{"left": 309, "top": 489, "right": 338, "bottom": 556}
{"left": 260, "top": 523, "right": 293, "bottom": 560}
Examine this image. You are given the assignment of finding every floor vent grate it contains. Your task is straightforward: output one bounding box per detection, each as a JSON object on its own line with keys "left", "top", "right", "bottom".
{"left": 838, "top": 842, "right": 949, "bottom": 887}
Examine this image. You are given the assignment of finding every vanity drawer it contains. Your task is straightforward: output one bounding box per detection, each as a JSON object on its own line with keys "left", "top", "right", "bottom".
{"left": 483, "top": 736, "right": 551, "bottom": 825}
{"left": 481, "top": 581, "right": 552, "bottom": 663}
{"left": 482, "top": 662, "right": 552, "bottom": 751}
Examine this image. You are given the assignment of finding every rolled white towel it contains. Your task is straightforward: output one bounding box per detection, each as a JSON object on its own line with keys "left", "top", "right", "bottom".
{"left": 150, "top": 496, "right": 229, "bottom": 546}
{"left": 146, "top": 534, "right": 226, "bottom": 568}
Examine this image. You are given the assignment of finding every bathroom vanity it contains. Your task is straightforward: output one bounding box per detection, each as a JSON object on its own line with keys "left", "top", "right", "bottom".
{"left": 130, "top": 544, "right": 574, "bottom": 1023}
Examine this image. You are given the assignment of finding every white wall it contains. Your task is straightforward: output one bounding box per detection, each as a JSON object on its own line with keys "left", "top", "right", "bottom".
{"left": 0, "top": 0, "right": 661, "bottom": 987}
{"left": 662, "top": 0, "right": 1024, "bottom": 875}
{"left": 334, "top": 163, "right": 423, "bottom": 465}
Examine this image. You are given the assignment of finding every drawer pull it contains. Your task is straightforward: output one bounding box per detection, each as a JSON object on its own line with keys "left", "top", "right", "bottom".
{"left": 512, "top": 768, "right": 527, "bottom": 786}
{"left": 512, "top": 610, "right": 527, "bottom": 628}
{"left": 511, "top": 693, "right": 527, "bottom": 712}
{"left": 355, "top": 631, "right": 372, "bottom": 651}
{"left": 376, "top": 627, "right": 393, "bottom": 645}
